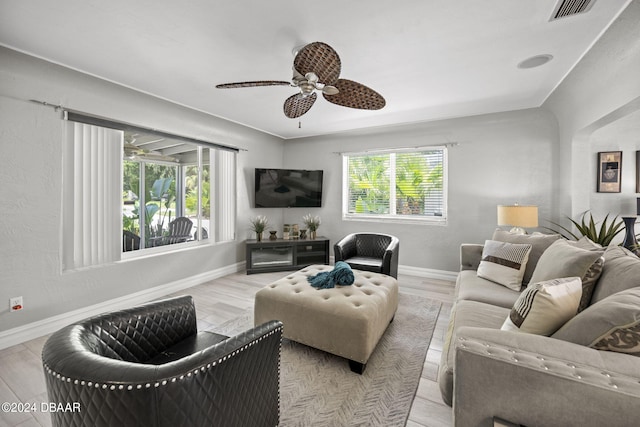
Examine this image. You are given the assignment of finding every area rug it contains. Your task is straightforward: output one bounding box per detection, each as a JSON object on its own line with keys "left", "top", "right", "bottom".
{"left": 210, "top": 292, "right": 441, "bottom": 427}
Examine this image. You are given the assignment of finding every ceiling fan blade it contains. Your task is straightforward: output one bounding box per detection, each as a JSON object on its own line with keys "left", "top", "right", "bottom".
{"left": 293, "top": 42, "right": 341, "bottom": 86}
{"left": 216, "top": 81, "right": 290, "bottom": 89}
{"left": 283, "top": 92, "right": 317, "bottom": 118}
{"left": 322, "top": 79, "right": 386, "bottom": 110}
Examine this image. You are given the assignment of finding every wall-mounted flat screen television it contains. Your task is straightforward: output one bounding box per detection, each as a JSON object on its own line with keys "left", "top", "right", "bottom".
{"left": 254, "top": 168, "right": 323, "bottom": 208}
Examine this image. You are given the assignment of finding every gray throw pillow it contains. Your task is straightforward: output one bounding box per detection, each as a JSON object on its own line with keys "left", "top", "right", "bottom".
{"left": 492, "top": 229, "right": 562, "bottom": 284}
{"left": 590, "top": 246, "right": 640, "bottom": 304}
{"left": 528, "top": 239, "right": 604, "bottom": 312}
{"left": 552, "top": 287, "right": 640, "bottom": 357}
{"left": 571, "top": 236, "right": 603, "bottom": 251}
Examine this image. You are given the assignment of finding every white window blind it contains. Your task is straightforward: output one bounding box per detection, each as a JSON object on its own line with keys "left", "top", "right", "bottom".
{"left": 343, "top": 147, "right": 447, "bottom": 223}
{"left": 214, "top": 149, "right": 236, "bottom": 242}
{"left": 62, "top": 122, "right": 123, "bottom": 269}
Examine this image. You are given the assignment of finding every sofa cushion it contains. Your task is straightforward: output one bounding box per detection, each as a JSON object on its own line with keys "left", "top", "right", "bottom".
{"left": 455, "top": 270, "right": 521, "bottom": 309}
{"left": 477, "top": 240, "right": 532, "bottom": 290}
{"left": 529, "top": 239, "right": 604, "bottom": 312}
{"left": 492, "top": 229, "right": 562, "bottom": 284}
{"left": 501, "top": 277, "right": 582, "bottom": 336}
{"left": 590, "top": 246, "right": 640, "bottom": 304}
{"left": 553, "top": 287, "right": 640, "bottom": 356}
{"left": 438, "top": 300, "right": 510, "bottom": 406}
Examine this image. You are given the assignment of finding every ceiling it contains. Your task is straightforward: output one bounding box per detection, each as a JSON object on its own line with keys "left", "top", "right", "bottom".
{"left": 0, "top": 0, "right": 632, "bottom": 139}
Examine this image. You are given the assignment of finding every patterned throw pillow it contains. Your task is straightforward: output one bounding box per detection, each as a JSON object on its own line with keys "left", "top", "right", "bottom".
{"left": 552, "top": 287, "right": 640, "bottom": 356}
{"left": 492, "top": 229, "right": 562, "bottom": 284}
{"left": 501, "top": 277, "right": 582, "bottom": 336}
{"left": 593, "top": 324, "right": 640, "bottom": 355}
{"left": 477, "top": 240, "right": 532, "bottom": 291}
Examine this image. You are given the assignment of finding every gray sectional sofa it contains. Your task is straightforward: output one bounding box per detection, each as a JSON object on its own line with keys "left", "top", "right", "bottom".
{"left": 439, "top": 229, "right": 640, "bottom": 427}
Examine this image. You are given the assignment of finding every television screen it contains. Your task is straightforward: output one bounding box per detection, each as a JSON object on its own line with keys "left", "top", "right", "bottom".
{"left": 255, "top": 168, "right": 323, "bottom": 208}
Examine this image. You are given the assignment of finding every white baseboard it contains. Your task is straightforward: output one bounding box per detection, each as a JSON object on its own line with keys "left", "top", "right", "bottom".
{"left": 0, "top": 262, "right": 246, "bottom": 350}
{"left": 0, "top": 261, "right": 454, "bottom": 350}
{"left": 399, "top": 264, "right": 458, "bottom": 282}
{"left": 331, "top": 256, "right": 457, "bottom": 282}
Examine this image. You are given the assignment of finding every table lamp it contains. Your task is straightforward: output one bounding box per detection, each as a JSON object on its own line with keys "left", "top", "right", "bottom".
{"left": 497, "top": 204, "right": 538, "bottom": 234}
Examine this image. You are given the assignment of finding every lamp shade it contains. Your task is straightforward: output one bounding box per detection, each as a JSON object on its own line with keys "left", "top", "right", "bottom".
{"left": 497, "top": 205, "right": 539, "bottom": 228}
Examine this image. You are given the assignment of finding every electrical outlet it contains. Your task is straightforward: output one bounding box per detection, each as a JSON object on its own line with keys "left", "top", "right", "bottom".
{"left": 10, "top": 296, "right": 23, "bottom": 312}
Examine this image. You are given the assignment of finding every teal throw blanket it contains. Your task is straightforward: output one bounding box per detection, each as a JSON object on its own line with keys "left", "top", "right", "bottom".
{"left": 307, "top": 261, "right": 355, "bottom": 289}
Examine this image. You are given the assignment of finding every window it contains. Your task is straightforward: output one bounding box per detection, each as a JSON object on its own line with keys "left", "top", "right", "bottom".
{"left": 342, "top": 147, "right": 447, "bottom": 224}
{"left": 63, "top": 113, "right": 237, "bottom": 270}
{"left": 121, "top": 139, "right": 212, "bottom": 251}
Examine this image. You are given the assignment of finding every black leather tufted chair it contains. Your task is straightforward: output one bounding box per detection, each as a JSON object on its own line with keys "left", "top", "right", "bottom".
{"left": 334, "top": 233, "right": 399, "bottom": 278}
{"left": 41, "top": 295, "right": 282, "bottom": 427}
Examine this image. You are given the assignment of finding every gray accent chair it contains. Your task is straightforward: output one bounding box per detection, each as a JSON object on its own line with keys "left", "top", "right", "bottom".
{"left": 334, "top": 232, "right": 399, "bottom": 278}
{"left": 42, "top": 295, "right": 282, "bottom": 427}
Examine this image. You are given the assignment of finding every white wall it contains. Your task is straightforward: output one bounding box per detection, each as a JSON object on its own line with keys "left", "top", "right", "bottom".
{"left": 589, "top": 110, "right": 640, "bottom": 219}
{"left": 281, "top": 108, "right": 559, "bottom": 273}
{"left": 543, "top": 0, "right": 640, "bottom": 220}
{"left": 0, "top": 46, "right": 284, "bottom": 333}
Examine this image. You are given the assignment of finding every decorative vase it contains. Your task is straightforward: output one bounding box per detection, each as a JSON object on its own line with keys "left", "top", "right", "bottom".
{"left": 256, "top": 232, "right": 262, "bottom": 242}
{"left": 300, "top": 229, "right": 307, "bottom": 239}
{"left": 310, "top": 230, "right": 317, "bottom": 240}
{"left": 269, "top": 230, "right": 277, "bottom": 240}
{"left": 621, "top": 216, "right": 639, "bottom": 255}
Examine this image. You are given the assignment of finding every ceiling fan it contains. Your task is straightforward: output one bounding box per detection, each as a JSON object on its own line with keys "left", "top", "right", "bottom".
{"left": 216, "top": 42, "right": 386, "bottom": 119}
{"left": 124, "top": 142, "right": 179, "bottom": 163}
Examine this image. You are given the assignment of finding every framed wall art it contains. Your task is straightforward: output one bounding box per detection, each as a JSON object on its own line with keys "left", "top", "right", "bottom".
{"left": 597, "top": 151, "right": 622, "bottom": 193}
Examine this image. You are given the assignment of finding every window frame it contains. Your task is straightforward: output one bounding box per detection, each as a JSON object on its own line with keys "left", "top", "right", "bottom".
{"left": 121, "top": 146, "right": 212, "bottom": 260}
{"left": 63, "top": 110, "right": 237, "bottom": 269}
{"left": 341, "top": 146, "right": 448, "bottom": 225}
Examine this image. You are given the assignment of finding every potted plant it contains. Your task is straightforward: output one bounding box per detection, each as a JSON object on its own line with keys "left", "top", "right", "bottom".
{"left": 544, "top": 211, "right": 624, "bottom": 246}
{"left": 250, "top": 215, "right": 269, "bottom": 241}
{"left": 302, "top": 214, "right": 321, "bottom": 239}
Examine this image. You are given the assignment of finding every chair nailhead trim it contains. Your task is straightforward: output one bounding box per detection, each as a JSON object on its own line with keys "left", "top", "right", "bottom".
{"left": 41, "top": 326, "right": 284, "bottom": 391}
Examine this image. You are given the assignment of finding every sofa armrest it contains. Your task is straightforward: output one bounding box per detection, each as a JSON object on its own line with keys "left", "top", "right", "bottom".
{"left": 453, "top": 326, "right": 640, "bottom": 427}
{"left": 460, "top": 243, "right": 484, "bottom": 271}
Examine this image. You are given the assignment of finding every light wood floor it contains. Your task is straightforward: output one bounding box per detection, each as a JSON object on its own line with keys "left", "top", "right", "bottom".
{"left": 0, "top": 270, "right": 455, "bottom": 427}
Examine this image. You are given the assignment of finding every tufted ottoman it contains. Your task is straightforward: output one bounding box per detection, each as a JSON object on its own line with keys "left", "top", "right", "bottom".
{"left": 254, "top": 264, "right": 398, "bottom": 373}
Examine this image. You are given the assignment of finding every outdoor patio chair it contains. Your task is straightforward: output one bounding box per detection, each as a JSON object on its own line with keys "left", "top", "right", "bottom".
{"left": 122, "top": 230, "right": 140, "bottom": 251}
{"left": 165, "top": 216, "right": 193, "bottom": 244}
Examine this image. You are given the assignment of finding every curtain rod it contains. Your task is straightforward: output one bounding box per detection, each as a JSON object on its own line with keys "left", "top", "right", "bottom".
{"left": 334, "top": 142, "right": 458, "bottom": 155}
{"left": 30, "top": 99, "right": 244, "bottom": 153}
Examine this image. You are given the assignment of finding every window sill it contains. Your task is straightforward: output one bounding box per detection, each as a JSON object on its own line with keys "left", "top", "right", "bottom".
{"left": 121, "top": 239, "right": 214, "bottom": 260}
{"left": 342, "top": 214, "right": 447, "bottom": 226}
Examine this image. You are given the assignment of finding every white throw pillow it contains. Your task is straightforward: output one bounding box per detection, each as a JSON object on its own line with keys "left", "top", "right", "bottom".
{"left": 501, "top": 277, "right": 582, "bottom": 336}
{"left": 477, "top": 240, "right": 532, "bottom": 290}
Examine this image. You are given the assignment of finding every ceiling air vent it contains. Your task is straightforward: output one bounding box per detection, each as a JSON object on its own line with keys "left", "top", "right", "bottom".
{"left": 550, "top": 0, "right": 596, "bottom": 21}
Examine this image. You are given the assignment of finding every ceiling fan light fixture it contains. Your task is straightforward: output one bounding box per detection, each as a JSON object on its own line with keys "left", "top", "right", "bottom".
{"left": 305, "top": 72, "right": 319, "bottom": 84}
{"left": 322, "top": 85, "right": 339, "bottom": 95}
{"left": 299, "top": 82, "right": 315, "bottom": 97}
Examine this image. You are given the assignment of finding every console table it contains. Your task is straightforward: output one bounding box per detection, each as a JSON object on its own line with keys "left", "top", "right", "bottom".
{"left": 245, "top": 237, "right": 330, "bottom": 274}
